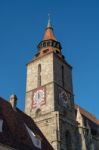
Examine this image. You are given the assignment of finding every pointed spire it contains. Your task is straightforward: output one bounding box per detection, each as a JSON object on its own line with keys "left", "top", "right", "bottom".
{"left": 37, "top": 15, "right": 62, "bottom": 55}
{"left": 47, "top": 13, "right": 52, "bottom": 28}
{"left": 43, "top": 14, "right": 57, "bottom": 41}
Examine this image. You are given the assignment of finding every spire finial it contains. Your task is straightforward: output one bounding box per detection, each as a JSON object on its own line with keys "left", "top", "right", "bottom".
{"left": 48, "top": 13, "right": 50, "bottom": 20}
{"left": 47, "top": 13, "right": 52, "bottom": 28}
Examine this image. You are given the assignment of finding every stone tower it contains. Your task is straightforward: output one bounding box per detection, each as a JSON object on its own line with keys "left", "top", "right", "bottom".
{"left": 25, "top": 18, "right": 77, "bottom": 150}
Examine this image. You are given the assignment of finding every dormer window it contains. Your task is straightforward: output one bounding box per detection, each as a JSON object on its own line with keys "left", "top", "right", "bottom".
{"left": 0, "top": 119, "right": 3, "bottom": 132}
{"left": 56, "top": 43, "right": 60, "bottom": 48}
{"left": 62, "top": 65, "right": 64, "bottom": 87}
{"left": 49, "top": 41, "right": 52, "bottom": 46}
{"left": 43, "top": 42, "right": 47, "bottom": 47}
{"left": 38, "top": 64, "right": 41, "bottom": 87}
{"left": 47, "top": 41, "right": 50, "bottom": 46}
{"left": 53, "top": 42, "right": 56, "bottom": 47}
{"left": 25, "top": 124, "right": 41, "bottom": 149}
{"left": 43, "top": 49, "right": 49, "bottom": 53}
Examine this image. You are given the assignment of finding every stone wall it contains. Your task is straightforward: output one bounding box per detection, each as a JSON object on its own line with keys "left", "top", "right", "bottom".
{"left": 53, "top": 53, "right": 73, "bottom": 93}
{"left": 25, "top": 52, "right": 77, "bottom": 150}
{"left": 25, "top": 53, "right": 54, "bottom": 115}
{"left": 33, "top": 111, "right": 60, "bottom": 150}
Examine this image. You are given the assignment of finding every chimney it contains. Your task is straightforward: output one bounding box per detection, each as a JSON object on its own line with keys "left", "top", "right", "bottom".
{"left": 9, "top": 94, "right": 17, "bottom": 109}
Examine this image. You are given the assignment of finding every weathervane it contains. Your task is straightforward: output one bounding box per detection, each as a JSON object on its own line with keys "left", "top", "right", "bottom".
{"left": 48, "top": 13, "right": 51, "bottom": 21}
{"left": 47, "top": 13, "right": 52, "bottom": 28}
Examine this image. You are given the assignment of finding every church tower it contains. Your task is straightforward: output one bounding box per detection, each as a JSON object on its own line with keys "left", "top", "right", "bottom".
{"left": 25, "top": 18, "right": 77, "bottom": 150}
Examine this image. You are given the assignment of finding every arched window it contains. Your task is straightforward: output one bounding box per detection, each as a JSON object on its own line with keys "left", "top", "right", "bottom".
{"left": 35, "top": 109, "right": 41, "bottom": 117}
{"left": 65, "top": 131, "right": 72, "bottom": 150}
{"left": 62, "top": 65, "right": 64, "bottom": 87}
{"left": 43, "top": 42, "right": 47, "bottom": 47}
{"left": 38, "top": 64, "right": 41, "bottom": 87}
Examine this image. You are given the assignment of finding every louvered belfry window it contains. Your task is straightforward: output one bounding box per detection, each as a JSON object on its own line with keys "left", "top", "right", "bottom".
{"left": 38, "top": 64, "right": 41, "bottom": 87}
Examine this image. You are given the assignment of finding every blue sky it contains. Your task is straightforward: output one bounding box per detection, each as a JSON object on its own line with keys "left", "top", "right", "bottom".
{"left": 0, "top": 0, "right": 99, "bottom": 118}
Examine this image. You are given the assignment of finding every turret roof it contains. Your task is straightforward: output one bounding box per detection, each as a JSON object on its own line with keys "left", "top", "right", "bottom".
{"left": 43, "top": 17, "right": 57, "bottom": 41}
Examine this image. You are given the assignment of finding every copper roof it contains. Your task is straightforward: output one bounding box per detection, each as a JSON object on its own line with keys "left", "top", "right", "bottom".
{"left": 43, "top": 18, "right": 56, "bottom": 41}
{"left": 43, "top": 27, "right": 56, "bottom": 41}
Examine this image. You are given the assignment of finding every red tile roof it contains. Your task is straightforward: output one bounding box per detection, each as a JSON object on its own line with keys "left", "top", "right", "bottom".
{"left": 43, "top": 27, "right": 56, "bottom": 41}
{"left": 0, "top": 97, "right": 54, "bottom": 150}
{"left": 75, "top": 104, "right": 99, "bottom": 125}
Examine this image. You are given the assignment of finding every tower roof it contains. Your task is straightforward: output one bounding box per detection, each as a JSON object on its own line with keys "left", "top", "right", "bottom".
{"left": 43, "top": 16, "right": 57, "bottom": 41}
{"left": 36, "top": 16, "right": 63, "bottom": 59}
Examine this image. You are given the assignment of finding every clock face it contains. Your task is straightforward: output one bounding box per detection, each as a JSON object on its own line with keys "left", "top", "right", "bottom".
{"left": 58, "top": 87, "right": 71, "bottom": 108}
{"left": 32, "top": 88, "right": 45, "bottom": 108}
